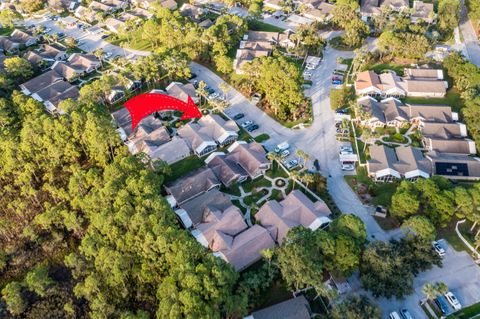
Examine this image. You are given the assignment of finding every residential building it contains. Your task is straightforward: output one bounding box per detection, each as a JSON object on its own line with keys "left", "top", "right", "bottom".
{"left": 302, "top": 3, "right": 334, "bottom": 22}
{"left": 51, "top": 61, "right": 83, "bottom": 81}
{"left": 411, "top": 1, "right": 435, "bottom": 23}
{"left": 407, "top": 104, "right": 458, "bottom": 125}
{"left": 165, "top": 167, "right": 221, "bottom": 206}
{"left": 104, "top": 17, "right": 126, "bottom": 34}
{"left": 263, "top": 0, "right": 283, "bottom": 10}
{"left": 0, "top": 36, "right": 20, "bottom": 53}
{"left": 149, "top": 137, "right": 191, "bottom": 164}
{"left": 367, "top": 145, "right": 431, "bottom": 181}
{"left": 129, "top": 7, "right": 154, "bottom": 19}
{"left": 354, "top": 70, "right": 447, "bottom": 97}
{"left": 44, "top": 86, "right": 80, "bottom": 114}
{"left": 180, "top": 4, "right": 204, "bottom": 21}
{"left": 74, "top": 6, "right": 97, "bottom": 22}
{"left": 205, "top": 141, "right": 270, "bottom": 186}
{"left": 191, "top": 204, "right": 275, "bottom": 271}
{"left": 68, "top": 53, "right": 101, "bottom": 73}
{"left": 131, "top": 0, "right": 156, "bottom": 9}
{"left": 89, "top": 0, "right": 115, "bottom": 12}
{"left": 177, "top": 114, "right": 239, "bottom": 156}
{"left": 165, "top": 82, "right": 200, "bottom": 104}
{"left": 360, "top": 0, "right": 409, "bottom": 18}
{"left": 255, "top": 190, "right": 332, "bottom": 244}
{"left": 10, "top": 29, "right": 38, "bottom": 47}
{"left": 24, "top": 51, "right": 45, "bottom": 67}
{"left": 20, "top": 70, "right": 64, "bottom": 95}
{"left": 161, "top": 0, "right": 178, "bottom": 10}
{"left": 298, "top": 0, "right": 323, "bottom": 10}
{"left": 426, "top": 152, "right": 480, "bottom": 181}
{"left": 39, "top": 44, "right": 68, "bottom": 61}
{"left": 245, "top": 296, "right": 312, "bottom": 319}
{"left": 421, "top": 122, "right": 476, "bottom": 154}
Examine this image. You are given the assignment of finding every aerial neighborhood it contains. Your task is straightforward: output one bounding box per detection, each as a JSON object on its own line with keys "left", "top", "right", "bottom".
{"left": 0, "top": 0, "right": 480, "bottom": 318}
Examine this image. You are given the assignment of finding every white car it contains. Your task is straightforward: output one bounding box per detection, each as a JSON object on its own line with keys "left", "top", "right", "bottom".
{"left": 445, "top": 291, "right": 462, "bottom": 310}
{"left": 432, "top": 241, "right": 446, "bottom": 257}
{"left": 285, "top": 159, "right": 298, "bottom": 170}
{"left": 340, "top": 150, "right": 353, "bottom": 155}
{"left": 275, "top": 142, "right": 290, "bottom": 153}
{"left": 241, "top": 120, "right": 253, "bottom": 128}
{"left": 280, "top": 149, "right": 290, "bottom": 158}
{"left": 207, "top": 92, "right": 220, "bottom": 100}
{"left": 341, "top": 164, "right": 355, "bottom": 171}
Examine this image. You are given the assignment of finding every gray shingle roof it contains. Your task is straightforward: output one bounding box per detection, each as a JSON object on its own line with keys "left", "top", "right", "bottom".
{"left": 250, "top": 296, "right": 311, "bottom": 319}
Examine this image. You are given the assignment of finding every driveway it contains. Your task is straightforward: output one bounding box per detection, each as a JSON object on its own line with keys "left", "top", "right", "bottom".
{"left": 349, "top": 241, "right": 480, "bottom": 319}
{"left": 459, "top": 0, "right": 480, "bottom": 66}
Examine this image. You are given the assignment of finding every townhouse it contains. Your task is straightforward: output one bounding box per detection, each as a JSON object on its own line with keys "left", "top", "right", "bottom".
{"left": 360, "top": 0, "right": 409, "bottom": 19}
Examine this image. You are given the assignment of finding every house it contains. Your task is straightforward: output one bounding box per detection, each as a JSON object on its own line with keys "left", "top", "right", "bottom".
{"left": 426, "top": 151, "right": 480, "bottom": 181}
{"left": 404, "top": 68, "right": 444, "bottom": 81}
{"left": 40, "top": 44, "right": 68, "bottom": 61}
{"left": 245, "top": 296, "right": 312, "bottom": 319}
{"left": 51, "top": 61, "right": 83, "bottom": 81}
{"left": 23, "top": 51, "right": 45, "bottom": 67}
{"left": 10, "top": 29, "right": 38, "bottom": 47}
{"left": 165, "top": 167, "right": 221, "bottom": 206}
{"left": 68, "top": 53, "right": 101, "bottom": 73}
{"left": 263, "top": 0, "right": 283, "bottom": 10}
{"left": 74, "top": 6, "right": 97, "bottom": 22}
{"left": 298, "top": 0, "right": 323, "bottom": 10}
{"left": 356, "top": 96, "right": 408, "bottom": 128}
{"left": 111, "top": 107, "right": 135, "bottom": 137}
{"left": 31, "top": 80, "right": 75, "bottom": 103}
{"left": 367, "top": 145, "right": 431, "bottom": 181}
{"left": 278, "top": 30, "right": 296, "bottom": 48}
{"left": 0, "top": 36, "right": 20, "bottom": 53}
{"left": 302, "top": 3, "right": 334, "bottom": 22}
{"left": 131, "top": 0, "right": 156, "bottom": 9}
{"left": 233, "top": 31, "right": 281, "bottom": 74}
{"left": 191, "top": 204, "right": 275, "bottom": 271}
{"left": 165, "top": 82, "right": 200, "bottom": 104}
{"left": 129, "top": 7, "right": 154, "bottom": 19}
{"left": 406, "top": 104, "right": 458, "bottom": 125}
{"left": 20, "top": 70, "right": 64, "bottom": 95}
{"left": 360, "top": 0, "right": 409, "bottom": 18}
{"left": 255, "top": 190, "right": 332, "bottom": 244}
{"left": 104, "top": 17, "right": 126, "bottom": 34}
{"left": 286, "top": 14, "right": 315, "bottom": 26}
{"left": 102, "top": 0, "right": 128, "bottom": 9}
{"left": 177, "top": 114, "right": 239, "bottom": 156}
{"left": 180, "top": 4, "right": 204, "bottom": 21}
{"left": 206, "top": 152, "right": 249, "bottom": 187}
{"left": 421, "top": 122, "right": 476, "bottom": 154}
{"left": 198, "top": 19, "right": 214, "bottom": 29}
{"left": 44, "top": 86, "right": 80, "bottom": 114}
{"left": 106, "top": 71, "right": 142, "bottom": 104}
{"left": 411, "top": 1, "right": 435, "bottom": 23}
{"left": 149, "top": 137, "right": 191, "bottom": 164}
{"left": 233, "top": 48, "right": 270, "bottom": 74}
{"left": 161, "top": 0, "right": 178, "bottom": 10}
{"left": 354, "top": 70, "right": 447, "bottom": 97}
{"left": 89, "top": 0, "right": 115, "bottom": 12}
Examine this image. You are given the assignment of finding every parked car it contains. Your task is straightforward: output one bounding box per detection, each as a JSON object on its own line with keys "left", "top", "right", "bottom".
{"left": 285, "top": 159, "right": 298, "bottom": 170}
{"left": 188, "top": 73, "right": 197, "bottom": 79}
{"left": 246, "top": 124, "right": 259, "bottom": 132}
{"left": 340, "top": 145, "right": 353, "bottom": 153}
{"left": 432, "top": 241, "right": 446, "bottom": 257}
{"left": 435, "top": 295, "right": 450, "bottom": 314}
{"left": 332, "top": 79, "right": 342, "bottom": 85}
{"left": 341, "top": 164, "right": 355, "bottom": 171}
{"left": 280, "top": 149, "right": 290, "bottom": 158}
{"left": 400, "top": 308, "right": 413, "bottom": 319}
{"left": 275, "top": 142, "right": 290, "bottom": 153}
{"left": 206, "top": 87, "right": 215, "bottom": 95}
{"left": 241, "top": 120, "right": 253, "bottom": 128}
{"left": 336, "top": 108, "right": 348, "bottom": 114}
{"left": 101, "top": 34, "right": 109, "bottom": 39}
{"left": 389, "top": 312, "right": 401, "bottom": 319}
{"left": 445, "top": 291, "right": 462, "bottom": 310}
{"left": 207, "top": 92, "right": 220, "bottom": 100}
{"left": 233, "top": 113, "right": 245, "bottom": 120}
{"left": 44, "top": 28, "right": 52, "bottom": 33}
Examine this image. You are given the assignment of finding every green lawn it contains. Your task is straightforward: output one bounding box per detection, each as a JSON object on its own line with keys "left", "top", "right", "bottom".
{"left": 437, "top": 220, "right": 474, "bottom": 252}
{"left": 221, "top": 184, "right": 241, "bottom": 196}
{"left": 248, "top": 20, "right": 285, "bottom": 32}
{"left": 402, "top": 88, "right": 464, "bottom": 112}
{"left": 242, "top": 177, "right": 272, "bottom": 193}
{"left": 368, "top": 63, "right": 406, "bottom": 76}
{"left": 448, "top": 301, "right": 480, "bottom": 318}
{"left": 266, "top": 161, "right": 289, "bottom": 179}
{"left": 329, "top": 36, "right": 362, "bottom": 51}
{"left": 165, "top": 156, "right": 204, "bottom": 182}
{"left": 0, "top": 27, "right": 14, "bottom": 36}
{"left": 108, "top": 28, "right": 152, "bottom": 51}
{"left": 254, "top": 133, "right": 270, "bottom": 143}
{"left": 232, "top": 199, "right": 247, "bottom": 214}
{"left": 244, "top": 189, "right": 269, "bottom": 206}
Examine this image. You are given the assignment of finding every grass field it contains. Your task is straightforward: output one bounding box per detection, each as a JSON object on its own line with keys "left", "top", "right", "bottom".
{"left": 448, "top": 301, "right": 480, "bottom": 318}
{"left": 248, "top": 20, "right": 285, "bottom": 32}
{"left": 165, "top": 156, "right": 204, "bottom": 182}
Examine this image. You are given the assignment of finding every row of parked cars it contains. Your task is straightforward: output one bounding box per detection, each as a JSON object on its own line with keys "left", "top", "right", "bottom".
{"left": 274, "top": 142, "right": 299, "bottom": 170}
{"left": 233, "top": 113, "right": 259, "bottom": 132}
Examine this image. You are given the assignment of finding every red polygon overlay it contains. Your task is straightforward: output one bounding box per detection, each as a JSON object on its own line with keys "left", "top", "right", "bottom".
{"left": 124, "top": 93, "right": 202, "bottom": 131}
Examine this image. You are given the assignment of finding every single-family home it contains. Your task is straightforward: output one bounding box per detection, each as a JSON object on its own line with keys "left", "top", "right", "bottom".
{"left": 180, "top": 4, "right": 204, "bottom": 22}
{"left": 367, "top": 145, "right": 431, "bottom": 181}
{"left": 298, "top": 0, "right": 323, "bottom": 10}
{"left": 360, "top": 0, "right": 409, "bottom": 18}
{"left": 406, "top": 104, "right": 458, "bottom": 125}
{"left": 191, "top": 204, "right": 275, "bottom": 271}
{"left": 68, "top": 53, "right": 101, "bottom": 73}
{"left": 198, "top": 19, "right": 214, "bottom": 29}
{"left": 44, "top": 85, "right": 80, "bottom": 114}
{"left": 161, "top": 0, "right": 178, "bottom": 10}
{"left": 51, "top": 61, "right": 83, "bottom": 81}
{"left": 245, "top": 296, "right": 312, "bottom": 319}
{"left": 23, "top": 51, "right": 45, "bottom": 67}
{"left": 426, "top": 151, "right": 480, "bottom": 181}
{"left": 40, "top": 44, "right": 68, "bottom": 61}
{"left": 10, "top": 29, "right": 38, "bottom": 47}
{"left": 255, "top": 190, "right": 332, "bottom": 244}
{"left": 302, "top": 2, "right": 334, "bottom": 22}
{"left": 0, "top": 36, "right": 20, "bottom": 53}
{"left": 177, "top": 114, "right": 239, "bottom": 156}
{"left": 421, "top": 122, "right": 476, "bottom": 154}
{"left": 131, "top": 0, "right": 156, "bottom": 9}
{"left": 165, "top": 167, "right": 221, "bottom": 206}
{"left": 31, "top": 80, "right": 75, "bottom": 103}
{"left": 205, "top": 141, "right": 270, "bottom": 186}
{"left": 74, "top": 6, "right": 97, "bottom": 22}
{"left": 89, "top": 0, "right": 115, "bottom": 12}
{"left": 263, "top": 0, "right": 283, "bottom": 10}
{"left": 104, "top": 17, "right": 126, "bottom": 34}
{"left": 149, "top": 136, "right": 191, "bottom": 164}
{"left": 411, "top": 1, "right": 435, "bottom": 23}
{"left": 356, "top": 96, "right": 408, "bottom": 128}
{"left": 106, "top": 72, "right": 142, "bottom": 104}
{"left": 20, "top": 70, "right": 64, "bottom": 95}
{"left": 405, "top": 68, "right": 444, "bottom": 81}
{"left": 166, "top": 82, "right": 200, "bottom": 104}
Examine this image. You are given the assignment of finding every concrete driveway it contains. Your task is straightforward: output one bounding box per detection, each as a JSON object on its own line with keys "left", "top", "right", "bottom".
{"left": 459, "top": 0, "right": 480, "bottom": 66}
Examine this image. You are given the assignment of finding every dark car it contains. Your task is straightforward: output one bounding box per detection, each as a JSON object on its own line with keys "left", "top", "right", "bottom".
{"left": 400, "top": 308, "right": 413, "bottom": 319}
{"left": 206, "top": 87, "right": 215, "bottom": 95}
{"left": 57, "top": 32, "right": 65, "bottom": 37}
{"left": 435, "top": 295, "right": 450, "bottom": 315}
{"left": 246, "top": 124, "right": 259, "bottom": 132}
{"left": 233, "top": 113, "right": 245, "bottom": 120}
{"left": 188, "top": 73, "right": 197, "bottom": 79}
{"left": 101, "top": 34, "right": 109, "bottom": 39}
{"left": 314, "top": 159, "right": 320, "bottom": 171}
{"left": 193, "top": 80, "right": 199, "bottom": 88}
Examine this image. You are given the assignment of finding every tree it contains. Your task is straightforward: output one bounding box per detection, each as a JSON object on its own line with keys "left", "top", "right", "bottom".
{"left": 4, "top": 57, "right": 33, "bottom": 80}
{"left": 24, "top": 265, "right": 54, "bottom": 297}
{"left": 421, "top": 283, "right": 437, "bottom": 304}
{"left": 390, "top": 181, "right": 419, "bottom": 218}
{"left": 18, "top": 0, "right": 44, "bottom": 13}
{"left": 401, "top": 216, "right": 436, "bottom": 241}
{"left": 332, "top": 234, "right": 361, "bottom": 275}
{"left": 214, "top": 54, "right": 233, "bottom": 75}
{"left": 435, "top": 282, "right": 448, "bottom": 295}
{"left": 2, "top": 281, "right": 27, "bottom": 316}
{"left": 438, "top": 0, "right": 460, "bottom": 33}
{"left": 64, "top": 37, "right": 77, "bottom": 49}
{"left": 295, "top": 149, "right": 310, "bottom": 168}
{"left": 330, "top": 295, "right": 382, "bottom": 319}
{"left": 330, "top": 214, "right": 367, "bottom": 246}
{"left": 93, "top": 48, "right": 105, "bottom": 67}
{"left": 0, "top": 9, "right": 22, "bottom": 28}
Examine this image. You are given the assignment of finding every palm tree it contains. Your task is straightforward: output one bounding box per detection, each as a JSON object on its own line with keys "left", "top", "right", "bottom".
{"left": 475, "top": 236, "right": 480, "bottom": 250}
{"left": 295, "top": 149, "right": 310, "bottom": 169}
{"left": 94, "top": 48, "right": 105, "bottom": 68}
{"left": 219, "top": 82, "right": 230, "bottom": 100}
{"left": 290, "top": 170, "right": 302, "bottom": 189}
{"left": 267, "top": 152, "right": 282, "bottom": 164}
{"left": 210, "top": 99, "right": 229, "bottom": 114}
{"left": 435, "top": 282, "right": 448, "bottom": 295}
{"left": 421, "top": 283, "right": 437, "bottom": 305}
{"left": 299, "top": 172, "right": 315, "bottom": 188}
{"left": 196, "top": 80, "right": 208, "bottom": 108}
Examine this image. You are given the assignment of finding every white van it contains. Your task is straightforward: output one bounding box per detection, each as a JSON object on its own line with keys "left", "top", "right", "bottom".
{"left": 389, "top": 312, "right": 401, "bottom": 319}
{"left": 275, "top": 142, "right": 290, "bottom": 153}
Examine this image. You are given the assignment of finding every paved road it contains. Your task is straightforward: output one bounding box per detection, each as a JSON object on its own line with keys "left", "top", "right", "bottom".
{"left": 459, "top": 0, "right": 480, "bottom": 66}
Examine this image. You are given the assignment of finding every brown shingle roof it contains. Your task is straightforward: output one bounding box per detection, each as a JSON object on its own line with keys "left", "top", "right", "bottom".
{"left": 250, "top": 296, "right": 312, "bottom": 319}
{"left": 165, "top": 167, "right": 220, "bottom": 204}
{"left": 21, "top": 70, "right": 64, "bottom": 94}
